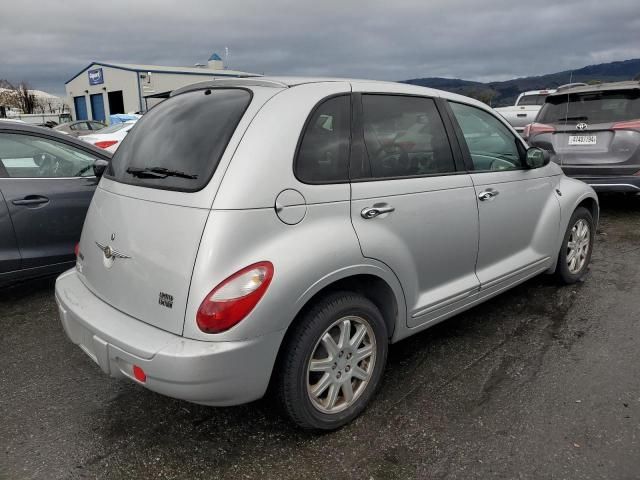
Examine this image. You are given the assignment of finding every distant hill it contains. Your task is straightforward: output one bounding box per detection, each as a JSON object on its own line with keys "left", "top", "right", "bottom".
{"left": 403, "top": 58, "right": 640, "bottom": 106}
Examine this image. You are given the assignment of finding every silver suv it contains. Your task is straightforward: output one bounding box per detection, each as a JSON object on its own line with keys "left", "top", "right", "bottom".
{"left": 526, "top": 81, "right": 640, "bottom": 192}
{"left": 55, "top": 77, "right": 598, "bottom": 430}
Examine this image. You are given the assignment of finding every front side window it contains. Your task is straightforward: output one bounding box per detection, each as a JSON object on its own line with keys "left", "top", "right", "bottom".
{"left": 449, "top": 102, "right": 523, "bottom": 172}
{"left": 295, "top": 95, "right": 350, "bottom": 183}
{"left": 0, "top": 133, "right": 98, "bottom": 178}
{"left": 361, "top": 95, "right": 455, "bottom": 179}
{"left": 107, "top": 88, "right": 251, "bottom": 192}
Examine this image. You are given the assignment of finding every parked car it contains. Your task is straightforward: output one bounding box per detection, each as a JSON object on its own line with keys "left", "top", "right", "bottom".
{"left": 494, "top": 89, "right": 556, "bottom": 132}
{"left": 0, "top": 123, "right": 110, "bottom": 286}
{"left": 79, "top": 120, "right": 137, "bottom": 153}
{"left": 53, "top": 120, "right": 106, "bottom": 137}
{"left": 526, "top": 81, "right": 640, "bottom": 192}
{"left": 55, "top": 77, "right": 598, "bottom": 430}
{"left": 0, "top": 118, "right": 26, "bottom": 123}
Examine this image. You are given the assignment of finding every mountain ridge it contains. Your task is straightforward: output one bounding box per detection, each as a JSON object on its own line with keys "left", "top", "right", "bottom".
{"left": 402, "top": 58, "right": 640, "bottom": 106}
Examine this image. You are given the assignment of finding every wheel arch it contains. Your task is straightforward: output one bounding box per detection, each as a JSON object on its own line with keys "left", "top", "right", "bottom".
{"left": 547, "top": 178, "right": 599, "bottom": 274}
{"left": 576, "top": 196, "right": 599, "bottom": 227}
{"left": 266, "top": 267, "right": 406, "bottom": 393}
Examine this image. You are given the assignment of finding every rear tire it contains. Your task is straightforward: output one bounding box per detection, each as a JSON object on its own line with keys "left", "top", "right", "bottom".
{"left": 276, "top": 291, "right": 388, "bottom": 430}
{"left": 556, "top": 207, "right": 594, "bottom": 284}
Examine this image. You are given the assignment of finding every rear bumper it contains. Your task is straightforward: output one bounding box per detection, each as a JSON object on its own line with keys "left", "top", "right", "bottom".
{"left": 55, "top": 269, "right": 284, "bottom": 406}
{"left": 572, "top": 175, "right": 640, "bottom": 193}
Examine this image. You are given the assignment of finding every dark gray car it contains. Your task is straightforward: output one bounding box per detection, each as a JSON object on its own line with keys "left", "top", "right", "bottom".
{"left": 53, "top": 120, "right": 106, "bottom": 137}
{"left": 526, "top": 81, "right": 640, "bottom": 192}
{"left": 0, "top": 123, "right": 110, "bottom": 285}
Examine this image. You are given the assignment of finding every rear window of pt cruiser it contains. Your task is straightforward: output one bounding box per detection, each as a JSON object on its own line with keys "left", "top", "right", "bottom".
{"left": 106, "top": 88, "right": 252, "bottom": 192}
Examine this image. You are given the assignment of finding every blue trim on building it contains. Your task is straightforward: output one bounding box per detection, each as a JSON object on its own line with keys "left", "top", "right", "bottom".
{"left": 65, "top": 62, "right": 251, "bottom": 85}
{"left": 209, "top": 53, "right": 222, "bottom": 61}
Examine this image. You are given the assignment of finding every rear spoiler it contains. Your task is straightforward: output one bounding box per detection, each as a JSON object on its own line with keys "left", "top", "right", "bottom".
{"left": 171, "top": 79, "right": 289, "bottom": 97}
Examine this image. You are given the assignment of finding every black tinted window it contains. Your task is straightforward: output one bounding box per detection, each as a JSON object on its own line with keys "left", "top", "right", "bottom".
{"left": 361, "top": 95, "right": 455, "bottom": 178}
{"left": 107, "top": 88, "right": 251, "bottom": 191}
{"left": 537, "top": 90, "right": 640, "bottom": 125}
{"left": 295, "top": 95, "right": 350, "bottom": 183}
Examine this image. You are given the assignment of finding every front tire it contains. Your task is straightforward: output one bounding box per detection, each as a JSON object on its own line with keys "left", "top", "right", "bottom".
{"left": 276, "top": 291, "right": 388, "bottom": 430}
{"left": 556, "top": 207, "right": 594, "bottom": 284}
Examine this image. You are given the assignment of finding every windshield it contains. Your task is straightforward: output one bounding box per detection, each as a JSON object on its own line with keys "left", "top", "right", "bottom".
{"left": 538, "top": 89, "right": 640, "bottom": 124}
{"left": 106, "top": 88, "right": 251, "bottom": 191}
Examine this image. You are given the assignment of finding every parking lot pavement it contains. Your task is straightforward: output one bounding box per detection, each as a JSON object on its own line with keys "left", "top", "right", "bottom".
{"left": 1, "top": 196, "right": 639, "bottom": 480}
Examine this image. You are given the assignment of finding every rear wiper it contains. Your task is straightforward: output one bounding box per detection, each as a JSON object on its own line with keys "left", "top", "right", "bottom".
{"left": 126, "top": 166, "right": 198, "bottom": 179}
{"left": 557, "top": 116, "right": 588, "bottom": 123}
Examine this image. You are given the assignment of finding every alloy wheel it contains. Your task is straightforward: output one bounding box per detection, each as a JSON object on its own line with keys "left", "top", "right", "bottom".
{"left": 567, "top": 218, "right": 591, "bottom": 274}
{"left": 306, "top": 315, "right": 376, "bottom": 414}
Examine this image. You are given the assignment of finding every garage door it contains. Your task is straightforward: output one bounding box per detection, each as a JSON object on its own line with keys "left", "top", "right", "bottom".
{"left": 74, "top": 96, "right": 87, "bottom": 120}
{"left": 90, "top": 93, "right": 105, "bottom": 122}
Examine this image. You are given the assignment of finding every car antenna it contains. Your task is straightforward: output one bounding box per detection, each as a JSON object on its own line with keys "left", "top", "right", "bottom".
{"left": 561, "top": 71, "right": 574, "bottom": 168}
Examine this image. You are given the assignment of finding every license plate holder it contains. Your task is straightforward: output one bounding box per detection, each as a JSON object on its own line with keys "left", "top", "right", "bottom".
{"left": 568, "top": 135, "right": 597, "bottom": 146}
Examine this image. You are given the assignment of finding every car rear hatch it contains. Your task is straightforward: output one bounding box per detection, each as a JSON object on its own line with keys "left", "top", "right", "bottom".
{"left": 75, "top": 85, "right": 280, "bottom": 335}
{"left": 530, "top": 88, "right": 640, "bottom": 177}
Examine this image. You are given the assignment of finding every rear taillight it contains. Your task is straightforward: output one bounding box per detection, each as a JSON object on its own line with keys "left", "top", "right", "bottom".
{"left": 524, "top": 123, "right": 556, "bottom": 139}
{"left": 94, "top": 140, "right": 118, "bottom": 149}
{"left": 612, "top": 119, "right": 640, "bottom": 132}
{"left": 196, "top": 261, "right": 274, "bottom": 333}
{"left": 74, "top": 242, "right": 80, "bottom": 257}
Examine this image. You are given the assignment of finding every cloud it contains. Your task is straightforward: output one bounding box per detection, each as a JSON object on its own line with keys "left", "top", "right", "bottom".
{"left": 1, "top": 0, "right": 639, "bottom": 96}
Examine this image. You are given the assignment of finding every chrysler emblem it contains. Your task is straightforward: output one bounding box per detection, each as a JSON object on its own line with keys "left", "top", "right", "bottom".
{"left": 95, "top": 241, "right": 131, "bottom": 260}
{"left": 576, "top": 122, "right": 588, "bottom": 130}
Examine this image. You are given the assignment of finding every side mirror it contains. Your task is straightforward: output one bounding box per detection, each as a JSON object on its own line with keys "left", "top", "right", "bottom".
{"left": 525, "top": 147, "right": 550, "bottom": 169}
{"left": 93, "top": 159, "right": 109, "bottom": 177}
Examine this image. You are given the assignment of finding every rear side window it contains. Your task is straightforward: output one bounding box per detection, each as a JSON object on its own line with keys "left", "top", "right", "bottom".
{"left": 295, "top": 95, "right": 350, "bottom": 183}
{"left": 361, "top": 95, "right": 455, "bottom": 178}
{"left": 517, "top": 94, "right": 546, "bottom": 106}
{"left": 538, "top": 90, "right": 640, "bottom": 125}
{"left": 107, "top": 88, "right": 251, "bottom": 192}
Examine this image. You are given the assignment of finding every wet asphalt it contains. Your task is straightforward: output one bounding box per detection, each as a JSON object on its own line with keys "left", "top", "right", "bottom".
{"left": 1, "top": 195, "right": 639, "bottom": 480}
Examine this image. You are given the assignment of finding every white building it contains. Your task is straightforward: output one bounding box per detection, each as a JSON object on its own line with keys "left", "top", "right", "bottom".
{"left": 64, "top": 52, "right": 259, "bottom": 122}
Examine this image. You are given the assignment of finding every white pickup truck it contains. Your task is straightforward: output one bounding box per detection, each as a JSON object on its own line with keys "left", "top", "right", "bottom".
{"left": 494, "top": 89, "right": 556, "bottom": 132}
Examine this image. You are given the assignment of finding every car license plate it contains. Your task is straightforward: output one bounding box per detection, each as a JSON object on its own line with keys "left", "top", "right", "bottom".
{"left": 568, "top": 135, "right": 597, "bottom": 145}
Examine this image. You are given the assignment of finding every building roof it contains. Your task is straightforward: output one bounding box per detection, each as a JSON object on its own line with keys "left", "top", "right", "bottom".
{"left": 65, "top": 62, "right": 260, "bottom": 84}
{"left": 209, "top": 53, "right": 222, "bottom": 61}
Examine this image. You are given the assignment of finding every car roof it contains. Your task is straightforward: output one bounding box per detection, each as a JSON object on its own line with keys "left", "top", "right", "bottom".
{"left": 547, "top": 80, "right": 640, "bottom": 97}
{"left": 0, "top": 122, "right": 112, "bottom": 158}
{"left": 170, "top": 76, "right": 493, "bottom": 111}
{"left": 520, "top": 89, "right": 557, "bottom": 96}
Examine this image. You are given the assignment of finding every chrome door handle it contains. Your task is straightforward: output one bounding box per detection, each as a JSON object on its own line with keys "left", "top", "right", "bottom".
{"left": 361, "top": 205, "right": 395, "bottom": 219}
{"left": 478, "top": 190, "right": 499, "bottom": 201}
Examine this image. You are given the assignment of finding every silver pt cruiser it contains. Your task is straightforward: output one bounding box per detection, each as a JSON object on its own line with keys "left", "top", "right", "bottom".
{"left": 56, "top": 77, "right": 598, "bottom": 430}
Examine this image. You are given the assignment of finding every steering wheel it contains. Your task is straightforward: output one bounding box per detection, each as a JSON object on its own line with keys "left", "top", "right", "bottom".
{"left": 34, "top": 152, "right": 71, "bottom": 177}
{"left": 373, "top": 144, "right": 409, "bottom": 174}
{"left": 489, "top": 158, "right": 517, "bottom": 171}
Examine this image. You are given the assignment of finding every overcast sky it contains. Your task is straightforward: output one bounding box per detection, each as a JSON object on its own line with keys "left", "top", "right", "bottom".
{"left": 2, "top": 0, "right": 639, "bottom": 96}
